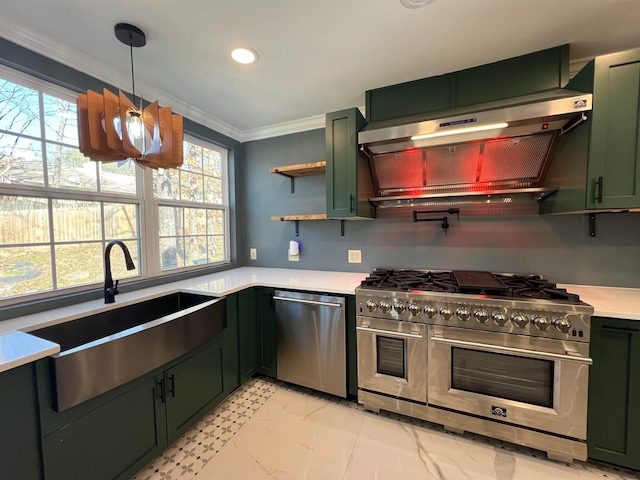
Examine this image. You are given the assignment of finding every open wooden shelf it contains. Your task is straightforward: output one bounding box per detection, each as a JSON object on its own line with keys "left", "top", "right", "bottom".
{"left": 270, "top": 214, "right": 327, "bottom": 221}
{"left": 269, "top": 161, "right": 326, "bottom": 177}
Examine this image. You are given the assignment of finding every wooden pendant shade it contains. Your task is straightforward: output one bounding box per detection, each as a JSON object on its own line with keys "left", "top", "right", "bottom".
{"left": 77, "top": 88, "right": 184, "bottom": 169}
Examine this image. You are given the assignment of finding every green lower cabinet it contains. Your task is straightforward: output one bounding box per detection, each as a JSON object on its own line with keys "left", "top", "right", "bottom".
{"left": 588, "top": 317, "right": 640, "bottom": 470}
{"left": 42, "top": 376, "right": 166, "bottom": 480}
{"left": 345, "top": 295, "right": 358, "bottom": 397}
{"left": 256, "top": 287, "right": 277, "bottom": 377}
{"left": 238, "top": 288, "right": 258, "bottom": 383}
{"left": 164, "top": 343, "right": 226, "bottom": 441}
{"left": 0, "top": 363, "right": 43, "bottom": 480}
{"left": 40, "top": 319, "right": 239, "bottom": 480}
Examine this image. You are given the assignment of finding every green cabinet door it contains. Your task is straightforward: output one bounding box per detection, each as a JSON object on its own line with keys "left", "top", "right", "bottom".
{"left": 256, "top": 287, "right": 277, "bottom": 377}
{"left": 164, "top": 342, "right": 226, "bottom": 442}
{"left": 237, "top": 288, "right": 258, "bottom": 383}
{"left": 42, "top": 376, "right": 167, "bottom": 480}
{"left": 0, "top": 363, "right": 43, "bottom": 480}
{"left": 588, "top": 317, "right": 640, "bottom": 470}
{"left": 326, "top": 108, "right": 375, "bottom": 219}
{"left": 542, "top": 47, "right": 640, "bottom": 214}
{"left": 587, "top": 48, "right": 640, "bottom": 209}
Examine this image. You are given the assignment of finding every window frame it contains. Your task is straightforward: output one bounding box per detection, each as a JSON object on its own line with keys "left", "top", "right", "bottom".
{"left": 0, "top": 65, "right": 231, "bottom": 307}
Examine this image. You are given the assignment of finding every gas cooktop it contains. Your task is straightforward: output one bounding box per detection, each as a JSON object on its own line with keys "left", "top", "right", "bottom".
{"left": 359, "top": 268, "right": 581, "bottom": 303}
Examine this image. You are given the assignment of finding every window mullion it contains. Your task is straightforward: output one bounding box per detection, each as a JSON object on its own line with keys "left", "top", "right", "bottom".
{"left": 142, "top": 165, "right": 158, "bottom": 277}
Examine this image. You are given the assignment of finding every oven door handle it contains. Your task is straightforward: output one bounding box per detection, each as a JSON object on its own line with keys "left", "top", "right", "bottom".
{"left": 357, "top": 326, "right": 424, "bottom": 339}
{"left": 429, "top": 336, "right": 593, "bottom": 364}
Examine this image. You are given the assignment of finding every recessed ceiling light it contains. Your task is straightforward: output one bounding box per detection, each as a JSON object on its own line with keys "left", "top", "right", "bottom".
{"left": 400, "top": 0, "right": 436, "bottom": 8}
{"left": 231, "top": 47, "right": 258, "bottom": 65}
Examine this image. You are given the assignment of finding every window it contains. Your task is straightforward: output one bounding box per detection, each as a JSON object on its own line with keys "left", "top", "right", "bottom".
{"left": 0, "top": 67, "right": 229, "bottom": 305}
{"left": 153, "top": 140, "right": 228, "bottom": 271}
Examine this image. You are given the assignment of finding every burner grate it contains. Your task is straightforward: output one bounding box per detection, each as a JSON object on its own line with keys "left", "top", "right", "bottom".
{"left": 359, "top": 268, "right": 581, "bottom": 303}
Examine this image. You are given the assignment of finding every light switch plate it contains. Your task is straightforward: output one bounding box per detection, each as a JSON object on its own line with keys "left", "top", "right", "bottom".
{"left": 348, "top": 250, "right": 362, "bottom": 263}
{"left": 250, "top": 248, "right": 257, "bottom": 260}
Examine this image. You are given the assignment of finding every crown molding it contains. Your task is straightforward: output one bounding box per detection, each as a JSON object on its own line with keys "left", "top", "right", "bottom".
{"left": 240, "top": 114, "right": 326, "bottom": 142}
{"left": 0, "top": 18, "right": 363, "bottom": 144}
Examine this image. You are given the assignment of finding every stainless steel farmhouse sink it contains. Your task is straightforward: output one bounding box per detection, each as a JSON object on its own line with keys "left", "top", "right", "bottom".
{"left": 30, "top": 292, "right": 226, "bottom": 412}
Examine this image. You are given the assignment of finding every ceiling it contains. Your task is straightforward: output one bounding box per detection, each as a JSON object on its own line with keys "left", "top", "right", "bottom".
{"left": 1, "top": 0, "right": 640, "bottom": 142}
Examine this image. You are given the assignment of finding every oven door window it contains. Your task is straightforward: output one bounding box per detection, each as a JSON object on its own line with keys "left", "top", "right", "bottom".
{"left": 451, "top": 348, "right": 554, "bottom": 408}
{"left": 376, "top": 336, "right": 406, "bottom": 378}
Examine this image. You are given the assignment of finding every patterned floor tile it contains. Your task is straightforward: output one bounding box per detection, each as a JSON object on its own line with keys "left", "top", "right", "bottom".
{"left": 131, "top": 377, "right": 277, "bottom": 480}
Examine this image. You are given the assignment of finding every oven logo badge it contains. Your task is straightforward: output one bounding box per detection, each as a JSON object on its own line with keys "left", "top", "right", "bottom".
{"left": 491, "top": 406, "right": 507, "bottom": 418}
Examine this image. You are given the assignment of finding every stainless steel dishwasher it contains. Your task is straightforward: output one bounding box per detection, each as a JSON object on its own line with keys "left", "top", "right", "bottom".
{"left": 274, "top": 290, "right": 347, "bottom": 397}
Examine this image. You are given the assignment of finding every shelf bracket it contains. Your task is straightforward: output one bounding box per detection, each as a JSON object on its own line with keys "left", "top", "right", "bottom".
{"left": 589, "top": 213, "right": 596, "bottom": 237}
{"left": 272, "top": 170, "right": 296, "bottom": 193}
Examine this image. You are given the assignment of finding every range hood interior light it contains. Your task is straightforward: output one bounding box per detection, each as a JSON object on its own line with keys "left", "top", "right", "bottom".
{"left": 410, "top": 122, "right": 509, "bottom": 141}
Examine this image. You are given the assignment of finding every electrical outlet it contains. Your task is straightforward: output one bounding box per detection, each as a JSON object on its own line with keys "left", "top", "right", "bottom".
{"left": 250, "top": 248, "right": 257, "bottom": 260}
{"left": 348, "top": 250, "right": 362, "bottom": 263}
{"left": 288, "top": 253, "right": 300, "bottom": 262}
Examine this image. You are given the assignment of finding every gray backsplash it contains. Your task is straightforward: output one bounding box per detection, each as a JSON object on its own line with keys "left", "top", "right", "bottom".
{"left": 242, "top": 129, "right": 640, "bottom": 288}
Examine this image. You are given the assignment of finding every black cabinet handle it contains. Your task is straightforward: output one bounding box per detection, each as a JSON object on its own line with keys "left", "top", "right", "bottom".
{"left": 350, "top": 194, "right": 355, "bottom": 213}
{"left": 168, "top": 374, "right": 176, "bottom": 397}
{"left": 156, "top": 379, "right": 165, "bottom": 403}
{"left": 595, "top": 176, "right": 604, "bottom": 203}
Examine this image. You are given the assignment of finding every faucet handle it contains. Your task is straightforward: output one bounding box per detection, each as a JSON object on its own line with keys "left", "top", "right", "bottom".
{"left": 113, "top": 279, "right": 119, "bottom": 295}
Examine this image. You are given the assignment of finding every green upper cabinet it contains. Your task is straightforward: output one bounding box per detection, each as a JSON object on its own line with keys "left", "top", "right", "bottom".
{"left": 541, "top": 47, "right": 640, "bottom": 213}
{"left": 587, "top": 48, "right": 640, "bottom": 209}
{"left": 588, "top": 317, "right": 640, "bottom": 470}
{"left": 365, "top": 45, "right": 569, "bottom": 123}
{"left": 325, "top": 108, "right": 375, "bottom": 219}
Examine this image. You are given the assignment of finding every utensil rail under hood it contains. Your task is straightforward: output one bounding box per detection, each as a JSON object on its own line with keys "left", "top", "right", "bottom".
{"left": 359, "top": 89, "right": 592, "bottom": 216}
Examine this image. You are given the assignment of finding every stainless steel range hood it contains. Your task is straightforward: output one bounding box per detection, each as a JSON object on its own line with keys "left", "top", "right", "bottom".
{"left": 358, "top": 89, "right": 593, "bottom": 216}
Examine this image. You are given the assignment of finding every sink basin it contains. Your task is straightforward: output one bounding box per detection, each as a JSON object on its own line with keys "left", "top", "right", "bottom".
{"left": 30, "top": 292, "right": 226, "bottom": 411}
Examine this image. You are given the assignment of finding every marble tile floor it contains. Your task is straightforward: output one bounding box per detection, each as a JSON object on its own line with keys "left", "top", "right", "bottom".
{"left": 133, "top": 377, "right": 639, "bottom": 480}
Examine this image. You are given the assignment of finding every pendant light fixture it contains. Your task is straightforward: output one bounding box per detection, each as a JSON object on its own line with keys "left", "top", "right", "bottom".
{"left": 77, "top": 23, "right": 184, "bottom": 169}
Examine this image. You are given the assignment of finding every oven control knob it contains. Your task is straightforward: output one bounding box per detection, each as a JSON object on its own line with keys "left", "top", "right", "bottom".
{"left": 440, "top": 307, "right": 454, "bottom": 321}
{"left": 511, "top": 314, "right": 529, "bottom": 328}
{"left": 492, "top": 312, "right": 508, "bottom": 327}
{"left": 394, "top": 302, "right": 406, "bottom": 314}
{"left": 553, "top": 317, "right": 572, "bottom": 334}
{"left": 408, "top": 303, "right": 421, "bottom": 316}
{"left": 532, "top": 315, "right": 551, "bottom": 331}
{"left": 474, "top": 309, "right": 489, "bottom": 324}
{"left": 424, "top": 306, "right": 437, "bottom": 319}
{"left": 365, "top": 300, "right": 378, "bottom": 312}
{"left": 379, "top": 301, "right": 392, "bottom": 314}
{"left": 456, "top": 308, "right": 471, "bottom": 321}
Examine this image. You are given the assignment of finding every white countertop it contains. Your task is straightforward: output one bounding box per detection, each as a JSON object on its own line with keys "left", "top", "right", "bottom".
{"left": 0, "top": 267, "right": 367, "bottom": 373}
{"left": 1, "top": 267, "right": 639, "bottom": 373}
{"left": 559, "top": 284, "right": 640, "bottom": 321}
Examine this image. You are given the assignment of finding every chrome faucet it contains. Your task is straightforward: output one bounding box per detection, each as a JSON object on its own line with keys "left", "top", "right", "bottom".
{"left": 104, "top": 240, "right": 136, "bottom": 304}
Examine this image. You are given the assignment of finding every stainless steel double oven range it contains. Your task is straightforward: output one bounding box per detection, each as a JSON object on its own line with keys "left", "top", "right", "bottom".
{"left": 356, "top": 269, "right": 594, "bottom": 464}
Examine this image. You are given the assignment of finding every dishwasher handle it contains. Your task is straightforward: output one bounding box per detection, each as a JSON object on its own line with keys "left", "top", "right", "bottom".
{"left": 273, "top": 295, "right": 343, "bottom": 308}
